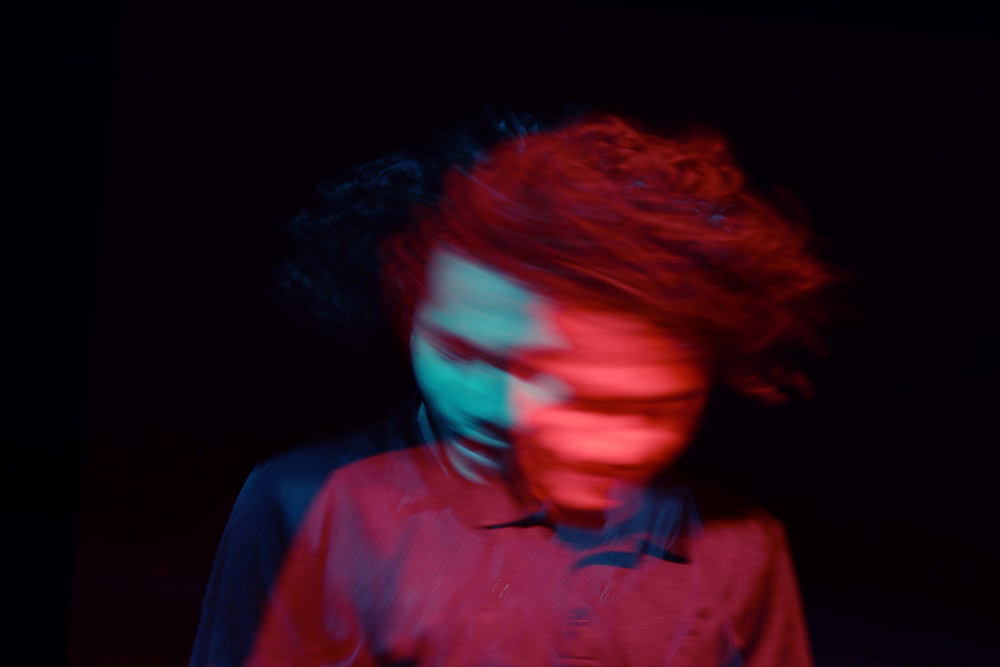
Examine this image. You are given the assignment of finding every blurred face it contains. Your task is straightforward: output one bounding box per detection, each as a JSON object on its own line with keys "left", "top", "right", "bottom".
{"left": 411, "top": 248, "right": 711, "bottom": 512}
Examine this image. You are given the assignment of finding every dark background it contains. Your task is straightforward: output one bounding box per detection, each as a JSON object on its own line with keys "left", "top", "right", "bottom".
{"left": 12, "top": 1, "right": 997, "bottom": 665}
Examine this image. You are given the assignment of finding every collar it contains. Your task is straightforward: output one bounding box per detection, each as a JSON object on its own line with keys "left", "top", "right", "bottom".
{"left": 481, "top": 476, "right": 696, "bottom": 567}
{"left": 411, "top": 402, "right": 697, "bottom": 567}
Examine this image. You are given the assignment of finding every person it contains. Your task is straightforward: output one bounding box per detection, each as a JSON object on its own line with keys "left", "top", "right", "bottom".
{"left": 195, "top": 113, "right": 832, "bottom": 666}
{"left": 189, "top": 113, "right": 533, "bottom": 667}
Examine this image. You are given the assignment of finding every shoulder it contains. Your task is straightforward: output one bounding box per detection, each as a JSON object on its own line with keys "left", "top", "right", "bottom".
{"left": 312, "top": 442, "right": 443, "bottom": 511}
{"left": 288, "top": 444, "right": 445, "bottom": 557}
{"left": 239, "top": 392, "right": 425, "bottom": 529}
{"left": 256, "top": 392, "right": 422, "bottom": 483}
{"left": 685, "top": 481, "right": 790, "bottom": 572}
{"left": 688, "top": 480, "right": 784, "bottom": 529}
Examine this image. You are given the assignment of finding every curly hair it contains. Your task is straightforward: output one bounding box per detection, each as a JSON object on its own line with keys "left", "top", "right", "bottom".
{"left": 273, "top": 111, "right": 546, "bottom": 344}
{"left": 379, "top": 114, "right": 837, "bottom": 402}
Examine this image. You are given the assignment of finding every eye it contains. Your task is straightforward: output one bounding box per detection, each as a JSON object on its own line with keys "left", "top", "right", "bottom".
{"left": 507, "top": 360, "right": 537, "bottom": 380}
{"left": 436, "top": 340, "right": 478, "bottom": 362}
{"left": 430, "top": 335, "right": 508, "bottom": 366}
{"left": 513, "top": 371, "right": 573, "bottom": 404}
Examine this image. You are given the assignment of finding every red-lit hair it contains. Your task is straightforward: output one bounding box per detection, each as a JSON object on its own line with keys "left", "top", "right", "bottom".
{"left": 379, "top": 114, "right": 834, "bottom": 402}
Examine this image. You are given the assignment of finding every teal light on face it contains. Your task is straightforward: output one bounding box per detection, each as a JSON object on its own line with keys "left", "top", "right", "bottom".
{"left": 410, "top": 248, "right": 564, "bottom": 455}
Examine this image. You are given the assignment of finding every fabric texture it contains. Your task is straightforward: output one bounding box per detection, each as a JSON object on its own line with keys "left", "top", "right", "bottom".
{"left": 189, "top": 393, "right": 424, "bottom": 667}
{"left": 246, "top": 439, "right": 813, "bottom": 666}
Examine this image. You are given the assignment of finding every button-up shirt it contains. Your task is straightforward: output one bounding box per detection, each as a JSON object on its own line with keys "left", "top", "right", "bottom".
{"left": 247, "top": 440, "right": 813, "bottom": 666}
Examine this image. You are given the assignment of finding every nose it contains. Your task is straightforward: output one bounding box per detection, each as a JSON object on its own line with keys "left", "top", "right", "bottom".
{"left": 508, "top": 370, "right": 573, "bottom": 435}
{"left": 463, "top": 362, "right": 571, "bottom": 436}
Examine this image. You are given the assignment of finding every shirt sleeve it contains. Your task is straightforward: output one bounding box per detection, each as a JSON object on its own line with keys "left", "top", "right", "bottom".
{"left": 729, "top": 516, "right": 814, "bottom": 667}
{"left": 245, "top": 475, "right": 375, "bottom": 667}
{"left": 189, "top": 466, "right": 291, "bottom": 667}
{"left": 188, "top": 449, "right": 351, "bottom": 667}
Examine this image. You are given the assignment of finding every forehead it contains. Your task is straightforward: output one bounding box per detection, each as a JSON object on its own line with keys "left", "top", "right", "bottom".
{"left": 418, "top": 248, "right": 563, "bottom": 351}
{"left": 535, "top": 309, "right": 708, "bottom": 397}
{"left": 417, "top": 248, "right": 709, "bottom": 395}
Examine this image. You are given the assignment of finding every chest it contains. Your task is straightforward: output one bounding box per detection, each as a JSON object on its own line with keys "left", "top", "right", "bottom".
{"left": 340, "top": 512, "right": 740, "bottom": 666}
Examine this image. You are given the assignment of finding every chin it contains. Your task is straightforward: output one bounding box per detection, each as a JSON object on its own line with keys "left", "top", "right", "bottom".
{"left": 551, "top": 494, "right": 612, "bottom": 512}
{"left": 535, "top": 474, "right": 621, "bottom": 513}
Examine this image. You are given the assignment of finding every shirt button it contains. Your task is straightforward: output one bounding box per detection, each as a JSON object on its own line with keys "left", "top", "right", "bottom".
{"left": 568, "top": 607, "right": 591, "bottom": 627}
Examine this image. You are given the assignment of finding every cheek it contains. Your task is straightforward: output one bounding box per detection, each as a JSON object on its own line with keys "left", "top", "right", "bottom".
{"left": 516, "top": 407, "right": 701, "bottom": 468}
{"left": 412, "top": 341, "right": 462, "bottom": 401}
{"left": 413, "top": 340, "right": 505, "bottom": 425}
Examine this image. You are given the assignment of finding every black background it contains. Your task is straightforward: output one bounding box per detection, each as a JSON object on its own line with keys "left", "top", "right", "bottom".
{"left": 11, "top": 1, "right": 998, "bottom": 665}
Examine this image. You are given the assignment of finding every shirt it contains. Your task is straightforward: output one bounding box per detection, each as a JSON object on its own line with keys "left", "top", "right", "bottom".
{"left": 189, "top": 393, "right": 423, "bottom": 667}
{"left": 246, "top": 439, "right": 814, "bottom": 666}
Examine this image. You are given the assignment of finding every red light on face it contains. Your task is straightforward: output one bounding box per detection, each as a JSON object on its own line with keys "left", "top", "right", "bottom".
{"left": 510, "top": 306, "right": 710, "bottom": 513}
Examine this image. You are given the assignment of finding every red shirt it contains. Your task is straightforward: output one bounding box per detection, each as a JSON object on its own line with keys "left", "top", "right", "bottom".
{"left": 248, "top": 443, "right": 813, "bottom": 666}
